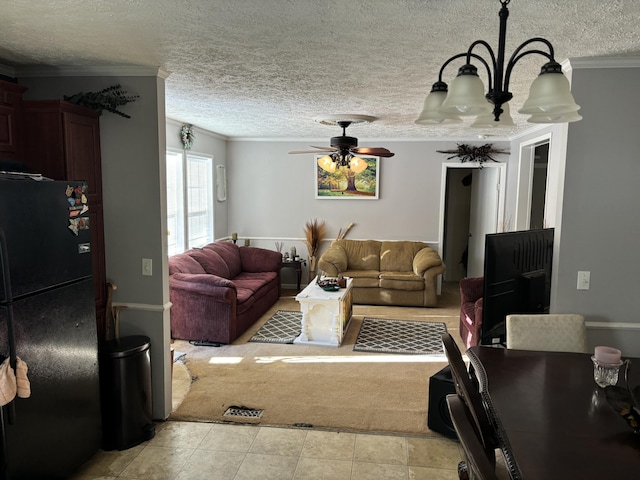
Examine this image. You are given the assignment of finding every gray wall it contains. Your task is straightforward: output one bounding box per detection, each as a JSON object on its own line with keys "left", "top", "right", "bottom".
{"left": 556, "top": 60, "right": 640, "bottom": 355}
{"left": 19, "top": 70, "right": 172, "bottom": 419}
{"left": 510, "top": 58, "right": 640, "bottom": 356}
{"left": 225, "top": 140, "right": 509, "bottom": 265}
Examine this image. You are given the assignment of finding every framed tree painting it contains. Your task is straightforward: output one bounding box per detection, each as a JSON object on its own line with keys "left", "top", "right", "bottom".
{"left": 315, "top": 155, "right": 379, "bottom": 199}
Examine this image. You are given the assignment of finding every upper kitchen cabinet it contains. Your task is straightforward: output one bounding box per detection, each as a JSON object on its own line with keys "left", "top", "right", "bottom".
{"left": 22, "top": 100, "right": 103, "bottom": 204}
{"left": 0, "top": 79, "right": 27, "bottom": 161}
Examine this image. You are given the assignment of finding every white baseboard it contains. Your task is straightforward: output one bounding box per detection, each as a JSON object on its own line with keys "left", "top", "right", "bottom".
{"left": 586, "top": 322, "right": 640, "bottom": 331}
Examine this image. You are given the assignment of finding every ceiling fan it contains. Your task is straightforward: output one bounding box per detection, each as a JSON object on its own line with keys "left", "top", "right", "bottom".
{"left": 288, "top": 116, "right": 395, "bottom": 173}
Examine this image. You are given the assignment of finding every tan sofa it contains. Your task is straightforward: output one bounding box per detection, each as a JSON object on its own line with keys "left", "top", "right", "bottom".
{"left": 317, "top": 240, "right": 445, "bottom": 307}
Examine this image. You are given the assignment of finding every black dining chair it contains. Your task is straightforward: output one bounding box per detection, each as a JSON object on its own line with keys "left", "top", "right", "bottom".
{"left": 441, "top": 333, "right": 498, "bottom": 463}
{"left": 447, "top": 393, "right": 499, "bottom": 480}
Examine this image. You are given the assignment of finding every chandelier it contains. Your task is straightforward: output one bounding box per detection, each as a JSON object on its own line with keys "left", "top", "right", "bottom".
{"left": 415, "top": 0, "right": 582, "bottom": 127}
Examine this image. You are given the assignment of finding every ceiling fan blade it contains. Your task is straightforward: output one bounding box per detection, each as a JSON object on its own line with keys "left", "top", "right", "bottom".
{"left": 288, "top": 149, "right": 332, "bottom": 154}
{"left": 309, "top": 145, "right": 338, "bottom": 151}
{"left": 352, "top": 147, "right": 395, "bottom": 158}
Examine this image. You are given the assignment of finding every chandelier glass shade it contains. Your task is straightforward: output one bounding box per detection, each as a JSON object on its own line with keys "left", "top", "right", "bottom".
{"left": 415, "top": 0, "right": 581, "bottom": 127}
{"left": 471, "top": 101, "right": 515, "bottom": 128}
{"left": 415, "top": 83, "right": 463, "bottom": 124}
{"left": 317, "top": 153, "right": 368, "bottom": 173}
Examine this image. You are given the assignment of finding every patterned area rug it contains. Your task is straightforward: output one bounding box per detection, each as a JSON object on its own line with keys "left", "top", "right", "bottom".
{"left": 354, "top": 317, "right": 447, "bottom": 354}
{"left": 248, "top": 310, "right": 301, "bottom": 344}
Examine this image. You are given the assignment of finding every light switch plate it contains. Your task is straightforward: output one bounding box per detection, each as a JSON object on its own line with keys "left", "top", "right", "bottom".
{"left": 142, "top": 258, "right": 153, "bottom": 276}
{"left": 577, "top": 271, "right": 590, "bottom": 290}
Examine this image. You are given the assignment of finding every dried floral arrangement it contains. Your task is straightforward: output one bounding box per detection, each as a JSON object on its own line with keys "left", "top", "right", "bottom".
{"left": 437, "top": 143, "right": 509, "bottom": 166}
{"left": 336, "top": 222, "right": 354, "bottom": 241}
{"left": 304, "top": 218, "right": 326, "bottom": 258}
{"left": 64, "top": 84, "right": 139, "bottom": 118}
{"left": 303, "top": 218, "right": 326, "bottom": 279}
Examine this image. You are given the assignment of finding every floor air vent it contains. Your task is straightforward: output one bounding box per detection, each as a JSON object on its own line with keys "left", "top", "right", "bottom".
{"left": 223, "top": 406, "right": 264, "bottom": 419}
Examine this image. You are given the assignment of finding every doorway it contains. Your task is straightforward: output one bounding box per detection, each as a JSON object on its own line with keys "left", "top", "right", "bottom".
{"left": 515, "top": 135, "right": 551, "bottom": 230}
{"left": 440, "top": 162, "right": 506, "bottom": 282}
{"left": 529, "top": 143, "right": 549, "bottom": 229}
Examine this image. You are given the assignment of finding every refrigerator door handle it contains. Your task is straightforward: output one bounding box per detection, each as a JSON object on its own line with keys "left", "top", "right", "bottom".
{"left": 0, "top": 230, "right": 17, "bottom": 425}
{"left": 0, "top": 228, "right": 11, "bottom": 306}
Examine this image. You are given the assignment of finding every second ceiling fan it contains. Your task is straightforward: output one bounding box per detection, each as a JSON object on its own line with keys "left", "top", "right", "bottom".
{"left": 289, "top": 116, "right": 394, "bottom": 173}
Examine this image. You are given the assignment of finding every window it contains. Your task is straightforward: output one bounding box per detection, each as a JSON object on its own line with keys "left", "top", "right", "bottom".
{"left": 166, "top": 150, "right": 214, "bottom": 255}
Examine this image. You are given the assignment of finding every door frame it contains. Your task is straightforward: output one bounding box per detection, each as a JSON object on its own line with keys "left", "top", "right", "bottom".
{"left": 514, "top": 133, "right": 551, "bottom": 231}
{"left": 438, "top": 161, "right": 506, "bottom": 280}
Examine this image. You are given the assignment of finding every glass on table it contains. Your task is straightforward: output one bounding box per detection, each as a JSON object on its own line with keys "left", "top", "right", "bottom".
{"left": 592, "top": 346, "right": 623, "bottom": 388}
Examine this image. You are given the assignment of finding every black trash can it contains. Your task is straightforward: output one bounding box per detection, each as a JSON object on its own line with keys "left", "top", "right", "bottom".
{"left": 100, "top": 335, "right": 156, "bottom": 450}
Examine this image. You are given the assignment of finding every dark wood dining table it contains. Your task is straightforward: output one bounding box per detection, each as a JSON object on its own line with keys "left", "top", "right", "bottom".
{"left": 467, "top": 346, "right": 640, "bottom": 480}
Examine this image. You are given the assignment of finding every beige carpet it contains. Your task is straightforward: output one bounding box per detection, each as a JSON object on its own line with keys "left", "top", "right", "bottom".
{"left": 170, "top": 282, "right": 463, "bottom": 436}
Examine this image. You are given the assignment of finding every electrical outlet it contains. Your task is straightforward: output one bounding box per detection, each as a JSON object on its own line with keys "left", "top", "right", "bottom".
{"left": 577, "top": 271, "right": 590, "bottom": 290}
{"left": 142, "top": 258, "right": 153, "bottom": 276}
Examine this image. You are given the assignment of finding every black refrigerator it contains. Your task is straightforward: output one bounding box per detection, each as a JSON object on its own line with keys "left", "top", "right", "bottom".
{"left": 0, "top": 174, "right": 101, "bottom": 479}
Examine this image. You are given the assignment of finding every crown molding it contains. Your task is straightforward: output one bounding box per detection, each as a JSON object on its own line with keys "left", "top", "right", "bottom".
{"left": 9, "top": 64, "right": 169, "bottom": 79}
{"left": 568, "top": 56, "right": 640, "bottom": 69}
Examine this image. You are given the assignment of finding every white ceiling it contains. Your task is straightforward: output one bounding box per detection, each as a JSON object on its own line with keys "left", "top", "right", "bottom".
{"left": 1, "top": 0, "right": 639, "bottom": 140}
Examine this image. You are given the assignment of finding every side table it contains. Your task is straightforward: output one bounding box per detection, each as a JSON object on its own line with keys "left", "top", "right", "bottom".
{"left": 281, "top": 259, "right": 306, "bottom": 292}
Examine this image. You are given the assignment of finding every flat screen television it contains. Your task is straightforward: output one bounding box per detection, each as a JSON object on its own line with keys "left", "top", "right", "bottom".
{"left": 481, "top": 228, "right": 554, "bottom": 345}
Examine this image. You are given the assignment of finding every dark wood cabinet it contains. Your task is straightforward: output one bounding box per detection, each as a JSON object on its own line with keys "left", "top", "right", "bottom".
{"left": 22, "top": 100, "right": 107, "bottom": 338}
{"left": 0, "top": 79, "right": 27, "bottom": 161}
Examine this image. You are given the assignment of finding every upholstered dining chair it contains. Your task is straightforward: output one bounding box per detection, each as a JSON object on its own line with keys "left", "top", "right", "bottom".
{"left": 447, "top": 394, "right": 499, "bottom": 480}
{"left": 441, "top": 333, "right": 498, "bottom": 463}
{"left": 505, "top": 314, "right": 588, "bottom": 353}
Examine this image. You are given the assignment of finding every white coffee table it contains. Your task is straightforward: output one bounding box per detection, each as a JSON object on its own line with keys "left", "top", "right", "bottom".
{"left": 293, "top": 277, "right": 353, "bottom": 347}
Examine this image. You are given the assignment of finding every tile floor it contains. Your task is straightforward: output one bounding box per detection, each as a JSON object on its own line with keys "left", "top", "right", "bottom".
{"left": 73, "top": 362, "right": 463, "bottom": 480}
{"left": 73, "top": 421, "right": 462, "bottom": 480}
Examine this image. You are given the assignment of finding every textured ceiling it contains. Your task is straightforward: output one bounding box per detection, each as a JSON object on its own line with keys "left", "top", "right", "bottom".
{"left": 1, "top": 0, "right": 639, "bottom": 140}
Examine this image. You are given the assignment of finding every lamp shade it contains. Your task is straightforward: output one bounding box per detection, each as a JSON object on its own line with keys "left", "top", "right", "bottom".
{"left": 415, "top": 90, "right": 463, "bottom": 124}
{"left": 318, "top": 155, "right": 336, "bottom": 173}
{"left": 439, "top": 66, "right": 492, "bottom": 116}
{"left": 526, "top": 110, "right": 583, "bottom": 124}
{"left": 518, "top": 71, "right": 581, "bottom": 115}
{"left": 471, "top": 102, "right": 516, "bottom": 128}
{"left": 349, "top": 156, "right": 368, "bottom": 173}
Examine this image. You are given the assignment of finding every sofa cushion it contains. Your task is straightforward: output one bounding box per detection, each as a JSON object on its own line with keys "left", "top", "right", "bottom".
{"left": 204, "top": 242, "right": 243, "bottom": 278}
{"left": 233, "top": 271, "right": 278, "bottom": 293}
{"left": 380, "top": 241, "right": 427, "bottom": 272}
{"left": 342, "top": 270, "right": 380, "bottom": 288}
{"left": 168, "top": 253, "right": 206, "bottom": 275}
{"left": 379, "top": 271, "right": 425, "bottom": 291}
{"left": 337, "top": 239, "right": 381, "bottom": 271}
{"left": 235, "top": 273, "right": 280, "bottom": 314}
{"left": 239, "top": 246, "right": 282, "bottom": 273}
{"left": 188, "top": 248, "right": 232, "bottom": 279}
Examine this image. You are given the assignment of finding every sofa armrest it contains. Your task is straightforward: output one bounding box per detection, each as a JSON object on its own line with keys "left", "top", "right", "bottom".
{"left": 474, "top": 297, "right": 484, "bottom": 325}
{"left": 239, "top": 246, "right": 282, "bottom": 273}
{"left": 170, "top": 273, "right": 237, "bottom": 304}
{"left": 460, "top": 276, "right": 484, "bottom": 303}
{"left": 412, "top": 247, "right": 444, "bottom": 276}
{"left": 318, "top": 244, "right": 348, "bottom": 277}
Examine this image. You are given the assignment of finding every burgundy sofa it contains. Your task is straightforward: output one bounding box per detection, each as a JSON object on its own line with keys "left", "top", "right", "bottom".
{"left": 459, "top": 277, "right": 484, "bottom": 348}
{"left": 168, "top": 242, "right": 282, "bottom": 344}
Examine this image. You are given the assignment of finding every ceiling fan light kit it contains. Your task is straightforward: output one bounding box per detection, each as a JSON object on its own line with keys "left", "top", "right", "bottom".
{"left": 289, "top": 115, "right": 395, "bottom": 173}
{"left": 415, "top": 0, "right": 581, "bottom": 127}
